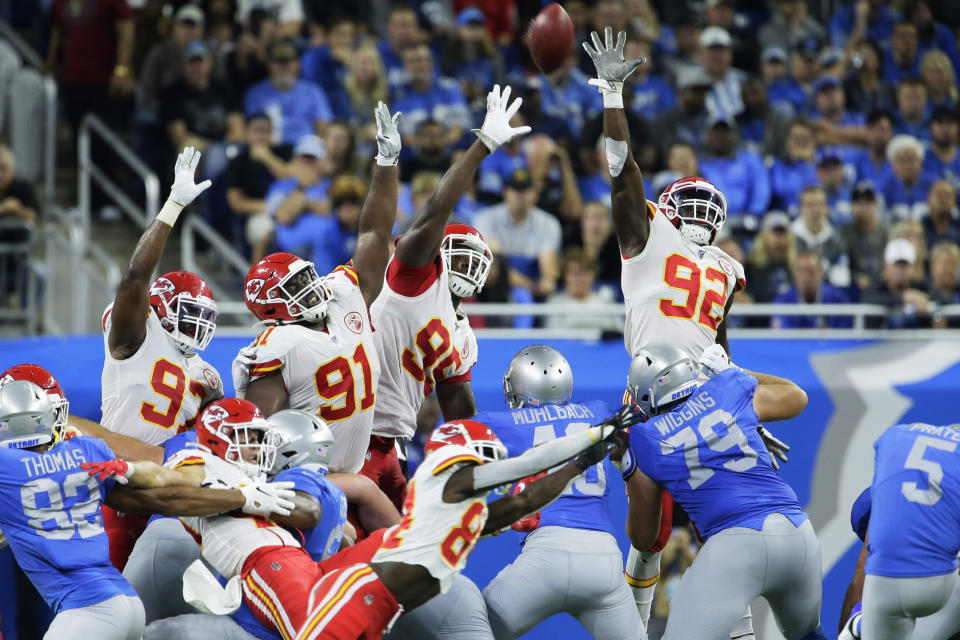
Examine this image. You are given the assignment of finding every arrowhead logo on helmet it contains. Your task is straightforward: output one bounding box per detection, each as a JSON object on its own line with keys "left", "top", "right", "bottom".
{"left": 245, "top": 278, "right": 266, "bottom": 303}
{"left": 200, "top": 404, "right": 230, "bottom": 430}
{"left": 150, "top": 277, "right": 176, "bottom": 295}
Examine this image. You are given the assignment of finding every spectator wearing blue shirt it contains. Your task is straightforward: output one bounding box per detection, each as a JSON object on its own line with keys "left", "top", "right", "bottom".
{"left": 626, "top": 36, "right": 676, "bottom": 121}
{"left": 853, "top": 110, "right": 896, "bottom": 187}
{"left": 768, "top": 117, "right": 818, "bottom": 214}
{"left": 920, "top": 50, "right": 958, "bottom": 110}
{"left": 538, "top": 57, "right": 603, "bottom": 140}
{"left": 737, "top": 77, "right": 792, "bottom": 157}
{"left": 893, "top": 77, "right": 931, "bottom": 140}
{"left": 400, "top": 119, "right": 452, "bottom": 183}
{"left": 882, "top": 21, "right": 921, "bottom": 85}
{"left": 698, "top": 115, "right": 770, "bottom": 228}
{"left": 829, "top": 0, "right": 900, "bottom": 49}
{"left": 768, "top": 40, "right": 820, "bottom": 116}
{"left": 515, "top": 76, "right": 573, "bottom": 147}
{"left": 654, "top": 67, "right": 713, "bottom": 153}
{"left": 881, "top": 134, "right": 935, "bottom": 219}
{"left": 391, "top": 44, "right": 471, "bottom": 148}
{"left": 314, "top": 175, "right": 367, "bottom": 274}
{"left": 577, "top": 136, "right": 611, "bottom": 212}
{"left": 265, "top": 135, "right": 333, "bottom": 269}
{"left": 299, "top": 17, "right": 355, "bottom": 121}
{"left": 923, "top": 106, "right": 960, "bottom": 188}
{"left": 477, "top": 142, "right": 527, "bottom": 204}
{"left": 698, "top": 27, "right": 746, "bottom": 118}
{"left": 815, "top": 147, "right": 854, "bottom": 224}
{"left": 909, "top": 1, "right": 960, "bottom": 83}
{"left": 441, "top": 9, "right": 504, "bottom": 122}
{"left": 773, "top": 250, "right": 852, "bottom": 328}
{"left": 808, "top": 75, "right": 865, "bottom": 162}
{"left": 378, "top": 5, "right": 421, "bottom": 91}
{"left": 245, "top": 39, "right": 334, "bottom": 144}
{"left": 923, "top": 180, "right": 960, "bottom": 249}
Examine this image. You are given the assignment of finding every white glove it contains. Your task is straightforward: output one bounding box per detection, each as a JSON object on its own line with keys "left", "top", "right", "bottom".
{"left": 471, "top": 84, "right": 532, "bottom": 152}
{"left": 374, "top": 101, "right": 402, "bottom": 166}
{"left": 231, "top": 346, "right": 257, "bottom": 399}
{"left": 757, "top": 425, "right": 790, "bottom": 470}
{"left": 240, "top": 481, "right": 296, "bottom": 517}
{"left": 169, "top": 146, "right": 213, "bottom": 207}
{"left": 838, "top": 612, "right": 861, "bottom": 640}
{"left": 698, "top": 344, "right": 737, "bottom": 379}
{"left": 582, "top": 27, "right": 646, "bottom": 95}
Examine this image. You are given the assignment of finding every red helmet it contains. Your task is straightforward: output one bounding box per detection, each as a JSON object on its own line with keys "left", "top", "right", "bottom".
{"left": 196, "top": 398, "right": 276, "bottom": 478}
{"left": 441, "top": 224, "right": 493, "bottom": 299}
{"left": 0, "top": 364, "right": 69, "bottom": 440}
{"left": 149, "top": 271, "right": 218, "bottom": 354}
{"left": 657, "top": 176, "right": 727, "bottom": 246}
{"left": 425, "top": 419, "right": 507, "bottom": 463}
{"left": 244, "top": 253, "right": 333, "bottom": 325}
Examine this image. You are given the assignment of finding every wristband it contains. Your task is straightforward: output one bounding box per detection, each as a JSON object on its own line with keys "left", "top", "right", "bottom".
{"left": 613, "top": 449, "right": 637, "bottom": 480}
{"left": 125, "top": 461, "right": 136, "bottom": 480}
{"left": 603, "top": 92, "right": 624, "bottom": 109}
{"left": 156, "top": 199, "right": 185, "bottom": 226}
{"left": 376, "top": 153, "right": 398, "bottom": 167}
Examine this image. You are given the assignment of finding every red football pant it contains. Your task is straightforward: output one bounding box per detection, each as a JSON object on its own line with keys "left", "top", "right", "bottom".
{"left": 241, "top": 546, "right": 326, "bottom": 640}
{"left": 296, "top": 564, "right": 399, "bottom": 640}
{"left": 649, "top": 491, "right": 675, "bottom": 553}
{"left": 101, "top": 507, "right": 150, "bottom": 571}
{"left": 360, "top": 436, "right": 407, "bottom": 512}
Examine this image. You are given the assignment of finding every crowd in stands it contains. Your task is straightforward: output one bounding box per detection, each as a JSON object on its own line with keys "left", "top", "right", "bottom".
{"left": 13, "top": 0, "right": 960, "bottom": 330}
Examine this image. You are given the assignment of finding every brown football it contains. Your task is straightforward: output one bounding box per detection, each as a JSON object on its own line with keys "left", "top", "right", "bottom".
{"left": 527, "top": 3, "right": 575, "bottom": 75}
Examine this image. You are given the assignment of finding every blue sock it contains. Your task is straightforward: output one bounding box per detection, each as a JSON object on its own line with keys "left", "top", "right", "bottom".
{"left": 800, "top": 625, "right": 829, "bottom": 640}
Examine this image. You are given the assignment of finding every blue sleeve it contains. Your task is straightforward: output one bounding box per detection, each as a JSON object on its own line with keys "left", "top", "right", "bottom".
{"left": 300, "top": 48, "right": 322, "bottom": 85}
{"left": 275, "top": 468, "right": 325, "bottom": 496}
{"left": 850, "top": 487, "right": 872, "bottom": 542}
{"left": 747, "top": 153, "right": 771, "bottom": 216}
{"left": 265, "top": 179, "right": 295, "bottom": 217}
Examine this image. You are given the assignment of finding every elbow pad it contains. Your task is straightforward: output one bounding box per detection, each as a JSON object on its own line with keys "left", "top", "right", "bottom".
{"left": 604, "top": 137, "right": 628, "bottom": 178}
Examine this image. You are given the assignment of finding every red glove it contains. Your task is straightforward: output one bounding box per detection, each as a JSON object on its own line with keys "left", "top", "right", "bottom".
{"left": 81, "top": 459, "right": 131, "bottom": 484}
{"left": 510, "top": 471, "right": 548, "bottom": 533}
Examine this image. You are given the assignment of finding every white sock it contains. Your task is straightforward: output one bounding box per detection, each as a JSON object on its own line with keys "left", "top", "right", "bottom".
{"left": 625, "top": 546, "right": 661, "bottom": 629}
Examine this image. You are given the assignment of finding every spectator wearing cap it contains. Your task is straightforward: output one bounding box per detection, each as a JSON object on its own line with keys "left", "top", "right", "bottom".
{"left": 477, "top": 136, "right": 528, "bottom": 204}
{"left": 923, "top": 180, "right": 960, "bottom": 248}
{"left": 746, "top": 210, "right": 796, "bottom": 302}
{"left": 235, "top": 0, "right": 303, "bottom": 38}
{"left": 880, "top": 134, "right": 935, "bottom": 219}
{"left": 538, "top": 54, "right": 604, "bottom": 140}
{"left": 882, "top": 21, "right": 921, "bottom": 85}
{"left": 264, "top": 134, "right": 332, "bottom": 265}
{"left": 401, "top": 119, "right": 453, "bottom": 183}
{"left": 844, "top": 41, "right": 897, "bottom": 115}
{"left": 474, "top": 169, "right": 561, "bottom": 299}
{"left": 626, "top": 36, "right": 677, "bottom": 121}
{"left": 300, "top": 17, "right": 356, "bottom": 121}
{"left": 653, "top": 67, "right": 712, "bottom": 152}
{"left": 815, "top": 147, "right": 854, "bottom": 224}
{"left": 809, "top": 75, "right": 866, "bottom": 152}
{"left": 920, "top": 50, "right": 958, "bottom": 109}
{"left": 758, "top": 0, "right": 826, "bottom": 54}
{"left": 767, "top": 117, "right": 818, "bottom": 214}
{"left": 852, "top": 110, "right": 896, "bottom": 187}
{"left": 840, "top": 181, "right": 887, "bottom": 291}
{"left": 441, "top": 8, "right": 505, "bottom": 116}
{"left": 244, "top": 39, "right": 334, "bottom": 144}
{"left": 224, "top": 112, "right": 293, "bottom": 257}
{"left": 768, "top": 39, "right": 820, "bottom": 116}
{"left": 160, "top": 41, "right": 244, "bottom": 154}
{"left": 515, "top": 76, "right": 574, "bottom": 146}
{"left": 922, "top": 106, "right": 960, "bottom": 184}
{"left": 929, "top": 241, "right": 960, "bottom": 312}
{"left": 893, "top": 77, "right": 931, "bottom": 140}
{"left": 698, "top": 114, "right": 770, "bottom": 227}
{"left": 908, "top": 1, "right": 960, "bottom": 84}
{"left": 137, "top": 4, "right": 204, "bottom": 123}
{"left": 545, "top": 248, "right": 622, "bottom": 333}
{"left": 829, "top": 0, "right": 901, "bottom": 50}
{"left": 790, "top": 184, "right": 851, "bottom": 288}
{"left": 702, "top": 0, "right": 756, "bottom": 73}
{"left": 772, "top": 250, "right": 852, "bottom": 329}
{"left": 890, "top": 218, "right": 928, "bottom": 280}
{"left": 818, "top": 47, "right": 846, "bottom": 78}
{"left": 391, "top": 43, "right": 471, "bottom": 148}
{"left": 697, "top": 27, "right": 746, "bottom": 119}
{"left": 737, "top": 77, "right": 791, "bottom": 157}
{"left": 862, "top": 238, "right": 934, "bottom": 329}
{"left": 378, "top": 5, "right": 422, "bottom": 91}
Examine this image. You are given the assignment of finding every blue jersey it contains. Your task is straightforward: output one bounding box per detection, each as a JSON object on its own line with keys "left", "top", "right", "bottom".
{"left": 244, "top": 80, "right": 333, "bottom": 145}
{"left": 0, "top": 436, "right": 136, "bottom": 612}
{"left": 476, "top": 400, "right": 617, "bottom": 540}
{"left": 629, "top": 370, "right": 806, "bottom": 540}
{"left": 231, "top": 467, "right": 347, "bottom": 640}
{"left": 866, "top": 423, "right": 960, "bottom": 578}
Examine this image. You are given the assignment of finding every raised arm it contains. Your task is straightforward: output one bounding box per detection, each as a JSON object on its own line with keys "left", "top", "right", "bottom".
{"left": 745, "top": 369, "right": 808, "bottom": 422}
{"left": 583, "top": 28, "right": 650, "bottom": 258}
{"left": 107, "top": 148, "right": 211, "bottom": 359}
{"left": 395, "top": 85, "right": 530, "bottom": 267}
{"left": 352, "top": 102, "right": 401, "bottom": 308}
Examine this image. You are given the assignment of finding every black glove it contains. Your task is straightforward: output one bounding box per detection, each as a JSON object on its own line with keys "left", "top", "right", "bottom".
{"left": 603, "top": 404, "right": 643, "bottom": 437}
{"left": 574, "top": 439, "right": 614, "bottom": 471}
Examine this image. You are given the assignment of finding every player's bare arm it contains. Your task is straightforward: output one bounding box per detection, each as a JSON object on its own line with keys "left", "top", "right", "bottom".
{"left": 624, "top": 470, "right": 662, "bottom": 551}
{"left": 481, "top": 460, "right": 585, "bottom": 534}
{"left": 746, "top": 370, "right": 808, "bottom": 422}
{"left": 352, "top": 102, "right": 401, "bottom": 308}
{"left": 83, "top": 457, "right": 206, "bottom": 489}
{"left": 269, "top": 491, "right": 322, "bottom": 530}
{"left": 106, "top": 483, "right": 246, "bottom": 516}
{"left": 108, "top": 147, "right": 211, "bottom": 359}
{"left": 583, "top": 27, "right": 649, "bottom": 258}
{"left": 243, "top": 369, "right": 287, "bottom": 417}
{"left": 327, "top": 472, "right": 402, "bottom": 530}
{"left": 436, "top": 380, "right": 478, "bottom": 422}
{"left": 68, "top": 416, "right": 164, "bottom": 464}
{"left": 839, "top": 531, "right": 869, "bottom": 634}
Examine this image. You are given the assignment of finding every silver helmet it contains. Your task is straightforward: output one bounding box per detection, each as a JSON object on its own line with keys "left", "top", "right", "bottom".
{"left": 0, "top": 380, "right": 57, "bottom": 449}
{"left": 503, "top": 345, "right": 573, "bottom": 409}
{"left": 626, "top": 343, "right": 698, "bottom": 419}
{"left": 264, "top": 409, "right": 335, "bottom": 474}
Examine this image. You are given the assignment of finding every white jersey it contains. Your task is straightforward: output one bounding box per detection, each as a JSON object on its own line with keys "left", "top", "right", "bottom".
{"left": 101, "top": 305, "right": 223, "bottom": 445}
{"left": 167, "top": 449, "right": 301, "bottom": 578}
{"left": 622, "top": 201, "right": 745, "bottom": 360}
{"left": 370, "top": 255, "right": 478, "bottom": 439}
{"left": 240, "top": 265, "right": 381, "bottom": 473}
{"left": 372, "top": 445, "right": 488, "bottom": 593}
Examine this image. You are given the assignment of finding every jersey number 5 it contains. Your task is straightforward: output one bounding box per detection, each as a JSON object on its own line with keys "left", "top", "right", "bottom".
{"left": 901, "top": 435, "right": 957, "bottom": 506}
{"left": 659, "top": 254, "right": 727, "bottom": 331}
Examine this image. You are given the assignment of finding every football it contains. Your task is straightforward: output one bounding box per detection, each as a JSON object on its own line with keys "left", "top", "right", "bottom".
{"left": 526, "top": 3, "right": 575, "bottom": 74}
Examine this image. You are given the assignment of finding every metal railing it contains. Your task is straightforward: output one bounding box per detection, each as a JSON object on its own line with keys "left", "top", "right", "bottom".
{"left": 78, "top": 113, "right": 160, "bottom": 237}
{"left": 0, "top": 20, "right": 57, "bottom": 205}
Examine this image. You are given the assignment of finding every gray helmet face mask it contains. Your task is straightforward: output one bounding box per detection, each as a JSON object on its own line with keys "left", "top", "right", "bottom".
{"left": 626, "top": 343, "right": 699, "bottom": 419}
{"left": 264, "top": 409, "right": 335, "bottom": 475}
{"left": 0, "top": 380, "right": 57, "bottom": 449}
{"left": 503, "top": 345, "right": 574, "bottom": 409}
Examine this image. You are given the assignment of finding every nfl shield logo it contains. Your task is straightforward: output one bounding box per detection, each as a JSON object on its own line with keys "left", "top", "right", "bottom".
{"left": 271, "top": 562, "right": 282, "bottom": 571}
{"left": 364, "top": 594, "right": 374, "bottom": 606}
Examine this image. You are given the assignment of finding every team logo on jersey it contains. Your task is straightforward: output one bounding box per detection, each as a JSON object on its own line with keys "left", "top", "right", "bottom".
{"left": 150, "top": 277, "right": 176, "bottom": 296}
{"left": 203, "top": 368, "right": 220, "bottom": 390}
{"left": 201, "top": 404, "right": 230, "bottom": 430}
{"left": 344, "top": 311, "right": 363, "bottom": 334}
{"left": 245, "top": 278, "right": 266, "bottom": 303}
{"left": 718, "top": 257, "right": 735, "bottom": 278}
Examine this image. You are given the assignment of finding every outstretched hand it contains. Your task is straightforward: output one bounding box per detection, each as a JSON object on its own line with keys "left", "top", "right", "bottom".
{"left": 374, "top": 101, "right": 402, "bottom": 166}
{"left": 471, "top": 84, "right": 532, "bottom": 152}
{"left": 169, "top": 146, "right": 212, "bottom": 207}
{"left": 582, "top": 27, "right": 646, "bottom": 93}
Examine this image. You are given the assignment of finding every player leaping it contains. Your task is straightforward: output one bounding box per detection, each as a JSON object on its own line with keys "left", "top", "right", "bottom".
{"left": 368, "top": 84, "right": 526, "bottom": 508}
{"left": 234, "top": 102, "right": 401, "bottom": 474}
{"left": 100, "top": 147, "right": 224, "bottom": 569}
